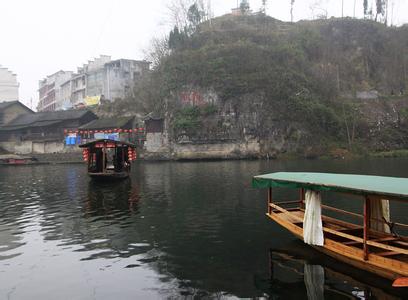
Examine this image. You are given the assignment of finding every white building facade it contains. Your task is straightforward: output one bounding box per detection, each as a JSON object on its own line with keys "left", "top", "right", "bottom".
{"left": 0, "top": 66, "right": 19, "bottom": 102}
{"left": 38, "top": 56, "right": 150, "bottom": 111}
{"left": 37, "top": 71, "right": 73, "bottom": 111}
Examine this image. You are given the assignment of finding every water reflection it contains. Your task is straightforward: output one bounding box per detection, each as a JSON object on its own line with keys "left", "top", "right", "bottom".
{"left": 85, "top": 179, "right": 140, "bottom": 216}
{"left": 267, "top": 246, "right": 407, "bottom": 299}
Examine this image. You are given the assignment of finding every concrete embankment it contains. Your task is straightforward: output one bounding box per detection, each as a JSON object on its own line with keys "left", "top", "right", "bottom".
{"left": 0, "top": 152, "right": 84, "bottom": 165}
{"left": 33, "top": 152, "right": 83, "bottom": 164}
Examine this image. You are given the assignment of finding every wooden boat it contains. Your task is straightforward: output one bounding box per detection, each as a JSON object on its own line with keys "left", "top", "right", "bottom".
{"left": 0, "top": 154, "right": 38, "bottom": 165}
{"left": 252, "top": 172, "right": 408, "bottom": 287}
{"left": 79, "top": 139, "right": 137, "bottom": 180}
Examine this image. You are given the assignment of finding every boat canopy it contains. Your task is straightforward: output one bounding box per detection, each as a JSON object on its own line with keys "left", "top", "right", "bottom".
{"left": 252, "top": 172, "right": 408, "bottom": 200}
{"left": 79, "top": 139, "right": 136, "bottom": 148}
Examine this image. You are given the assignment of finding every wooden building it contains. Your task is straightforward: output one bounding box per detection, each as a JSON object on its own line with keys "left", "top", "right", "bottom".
{"left": 0, "top": 109, "right": 97, "bottom": 142}
{"left": 144, "top": 116, "right": 164, "bottom": 133}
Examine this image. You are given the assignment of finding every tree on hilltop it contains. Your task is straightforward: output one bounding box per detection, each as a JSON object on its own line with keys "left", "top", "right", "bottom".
{"left": 240, "top": 0, "right": 250, "bottom": 14}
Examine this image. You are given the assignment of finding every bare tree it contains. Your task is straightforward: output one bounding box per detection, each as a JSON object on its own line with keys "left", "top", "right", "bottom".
{"left": 167, "top": 0, "right": 193, "bottom": 28}
{"left": 309, "top": 0, "right": 328, "bottom": 19}
{"left": 167, "top": 0, "right": 209, "bottom": 28}
{"left": 143, "top": 36, "right": 170, "bottom": 69}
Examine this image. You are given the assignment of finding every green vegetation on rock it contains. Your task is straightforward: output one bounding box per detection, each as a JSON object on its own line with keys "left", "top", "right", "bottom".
{"left": 103, "top": 13, "right": 408, "bottom": 157}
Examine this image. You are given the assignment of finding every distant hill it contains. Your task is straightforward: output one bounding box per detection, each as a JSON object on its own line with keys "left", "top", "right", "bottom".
{"left": 108, "top": 14, "right": 408, "bottom": 158}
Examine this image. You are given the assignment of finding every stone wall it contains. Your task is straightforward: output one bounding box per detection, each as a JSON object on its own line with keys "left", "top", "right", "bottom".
{"left": 143, "top": 130, "right": 260, "bottom": 160}
{"left": 170, "top": 140, "right": 260, "bottom": 160}
{"left": 0, "top": 141, "right": 33, "bottom": 154}
{"left": 0, "top": 141, "right": 81, "bottom": 155}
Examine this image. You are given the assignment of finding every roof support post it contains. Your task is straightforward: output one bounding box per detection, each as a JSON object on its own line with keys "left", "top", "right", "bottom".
{"left": 268, "top": 187, "right": 272, "bottom": 215}
{"left": 299, "top": 188, "right": 305, "bottom": 209}
{"left": 363, "top": 196, "right": 371, "bottom": 260}
{"left": 102, "top": 142, "right": 106, "bottom": 174}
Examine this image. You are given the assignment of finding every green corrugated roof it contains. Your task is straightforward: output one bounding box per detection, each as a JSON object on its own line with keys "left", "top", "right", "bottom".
{"left": 252, "top": 172, "right": 408, "bottom": 200}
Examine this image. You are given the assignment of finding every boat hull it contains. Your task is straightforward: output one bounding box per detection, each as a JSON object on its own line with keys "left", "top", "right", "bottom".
{"left": 267, "top": 210, "right": 408, "bottom": 281}
{"left": 88, "top": 172, "right": 129, "bottom": 181}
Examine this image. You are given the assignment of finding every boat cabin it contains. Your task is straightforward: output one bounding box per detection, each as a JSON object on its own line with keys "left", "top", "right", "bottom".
{"left": 79, "top": 139, "right": 137, "bottom": 180}
{"left": 252, "top": 172, "right": 408, "bottom": 287}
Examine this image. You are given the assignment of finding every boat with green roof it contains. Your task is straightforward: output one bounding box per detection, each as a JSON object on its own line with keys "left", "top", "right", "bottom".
{"left": 252, "top": 172, "right": 408, "bottom": 287}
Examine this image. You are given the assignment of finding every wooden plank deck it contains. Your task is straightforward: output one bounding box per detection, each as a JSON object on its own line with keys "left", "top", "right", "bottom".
{"left": 267, "top": 206, "right": 408, "bottom": 279}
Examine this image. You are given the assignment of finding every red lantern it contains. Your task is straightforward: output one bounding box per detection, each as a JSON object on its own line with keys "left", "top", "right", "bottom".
{"left": 89, "top": 130, "right": 93, "bottom": 133}
{"left": 124, "top": 129, "right": 129, "bottom": 133}
{"left": 82, "top": 149, "right": 89, "bottom": 161}
{"left": 64, "top": 129, "right": 67, "bottom": 133}
{"left": 108, "top": 130, "right": 112, "bottom": 133}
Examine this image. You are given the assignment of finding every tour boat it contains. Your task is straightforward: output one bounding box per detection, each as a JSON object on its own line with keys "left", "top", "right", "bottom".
{"left": 79, "top": 139, "right": 137, "bottom": 180}
{"left": 252, "top": 172, "right": 408, "bottom": 287}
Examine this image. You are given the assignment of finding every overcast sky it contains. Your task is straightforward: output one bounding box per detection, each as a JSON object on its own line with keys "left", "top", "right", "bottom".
{"left": 1, "top": 0, "right": 407, "bottom": 109}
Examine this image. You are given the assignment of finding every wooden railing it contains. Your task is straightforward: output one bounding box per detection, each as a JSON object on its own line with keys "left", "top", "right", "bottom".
{"left": 266, "top": 186, "right": 408, "bottom": 260}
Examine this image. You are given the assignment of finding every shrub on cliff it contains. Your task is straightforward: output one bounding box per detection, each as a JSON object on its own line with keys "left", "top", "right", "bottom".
{"left": 119, "top": 13, "right": 408, "bottom": 152}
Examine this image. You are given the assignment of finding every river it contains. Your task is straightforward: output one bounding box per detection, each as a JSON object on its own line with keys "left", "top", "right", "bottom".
{"left": 0, "top": 158, "right": 407, "bottom": 299}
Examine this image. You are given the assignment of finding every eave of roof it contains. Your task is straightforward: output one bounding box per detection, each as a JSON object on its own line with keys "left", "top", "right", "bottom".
{"left": 0, "top": 120, "right": 62, "bottom": 131}
{"left": 252, "top": 172, "right": 408, "bottom": 200}
{"left": 79, "top": 139, "right": 136, "bottom": 148}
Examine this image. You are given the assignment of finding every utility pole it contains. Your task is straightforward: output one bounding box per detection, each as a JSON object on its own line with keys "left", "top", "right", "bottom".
{"left": 290, "top": 1, "right": 294, "bottom": 22}
{"left": 353, "top": 0, "right": 356, "bottom": 18}
{"left": 391, "top": 0, "right": 394, "bottom": 26}
{"left": 342, "top": 0, "right": 344, "bottom": 18}
{"left": 207, "top": 0, "right": 212, "bottom": 27}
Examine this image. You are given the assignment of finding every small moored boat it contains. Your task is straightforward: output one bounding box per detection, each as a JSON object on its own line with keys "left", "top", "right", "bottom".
{"left": 79, "top": 139, "right": 137, "bottom": 180}
{"left": 252, "top": 172, "right": 408, "bottom": 287}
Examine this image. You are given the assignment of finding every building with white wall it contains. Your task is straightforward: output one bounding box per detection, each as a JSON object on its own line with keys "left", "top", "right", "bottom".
{"left": 37, "top": 70, "right": 73, "bottom": 111}
{"left": 0, "top": 66, "right": 19, "bottom": 102}
{"left": 38, "top": 56, "right": 150, "bottom": 111}
{"left": 103, "top": 59, "right": 150, "bottom": 101}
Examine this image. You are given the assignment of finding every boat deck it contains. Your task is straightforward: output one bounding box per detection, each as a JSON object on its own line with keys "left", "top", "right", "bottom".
{"left": 267, "top": 203, "right": 408, "bottom": 278}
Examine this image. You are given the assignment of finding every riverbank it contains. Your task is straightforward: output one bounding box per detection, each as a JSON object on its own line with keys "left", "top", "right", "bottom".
{"left": 0, "top": 152, "right": 84, "bottom": 165}
{"left": 2, "top": 147, "right": 408, "bottom": 165}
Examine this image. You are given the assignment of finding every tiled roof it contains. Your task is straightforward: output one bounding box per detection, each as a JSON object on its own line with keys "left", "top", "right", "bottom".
{"left": 0, "top": 101, "right": 33, "bottom": 113}
{"left": 0, "top": 109, "right": 96, "bottom": 131}
{"left": 79, "top": 116, "right": 134, "bottom": 130}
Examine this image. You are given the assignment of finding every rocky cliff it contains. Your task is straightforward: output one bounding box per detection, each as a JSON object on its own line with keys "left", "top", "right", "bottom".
{"left": 103, "top": 15, "right": 408, "bottom": 159}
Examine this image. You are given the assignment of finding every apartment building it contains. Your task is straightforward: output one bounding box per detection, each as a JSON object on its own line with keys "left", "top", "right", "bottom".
{"left": 37, "top": 70, "right": 73, "bottom": 111}
{"left": 38, "top": 56, "right": 150, "bottom": 111}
